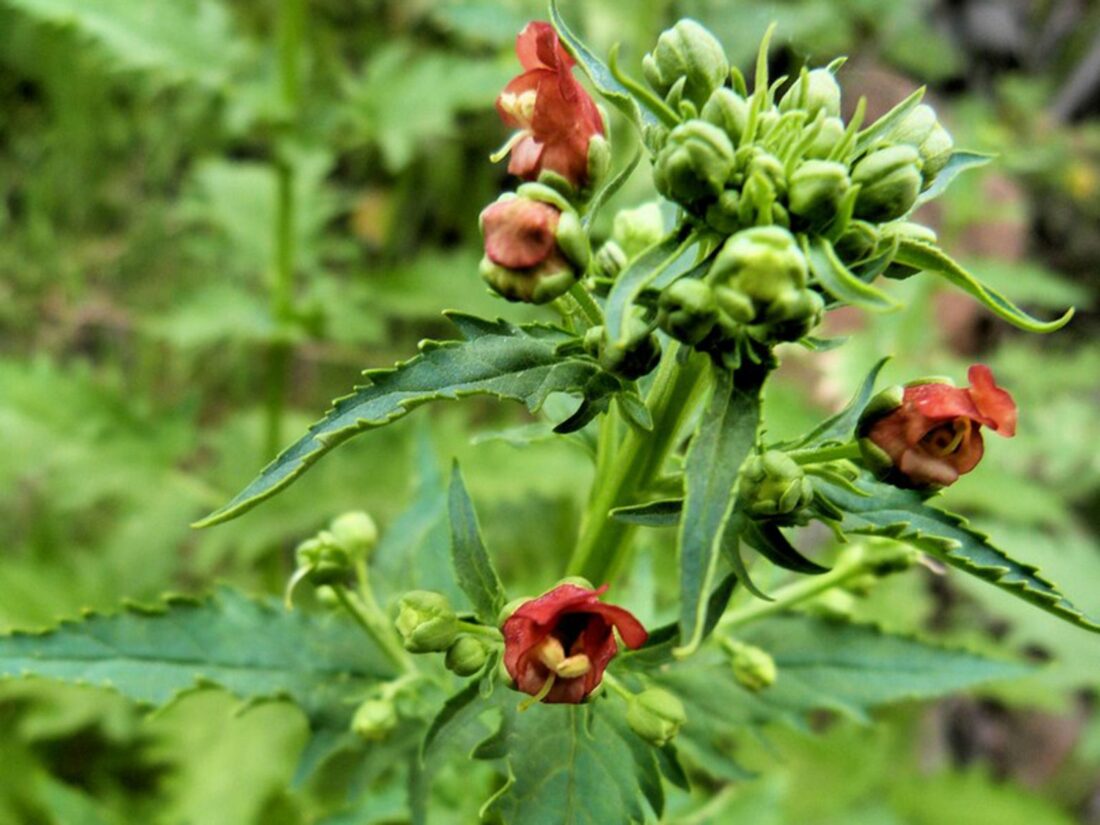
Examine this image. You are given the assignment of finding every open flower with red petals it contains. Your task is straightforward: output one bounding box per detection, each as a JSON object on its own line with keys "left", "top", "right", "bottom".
{"left": 494, "top": 22, "right": 606, "bottom": 189}
{"left": 858, "top": 364, "right": 1017, "bottom": 488}
{"left": 502, "top": 583, "right": 648, "bottom": 704}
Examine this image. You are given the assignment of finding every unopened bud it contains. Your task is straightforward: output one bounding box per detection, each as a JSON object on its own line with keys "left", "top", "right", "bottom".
{"left": 658, "top": 278, "right": 718, "bottom": 345}
{"left": 329, "top": 511, "right": 379, "bottom": 561}
{"left": 599, "top": 312, "right": 661, "bottom": 380}
{"left": 654, "top": 120, "right": 735, "bottom": 204}
{"left": 643, "top": 20, "right": 730, "bottom": 107}
{"left": 352, "top": 698, "right": 398, "bottom": 741}
{"left": 779, "top": 68, "right": 842, "bottom": 120}
{"left": 626, "top": 688, "right": 687, "bottom": 746}
{"left": 708, "top": 226, "right": 809, "bottom": 317}
{"left": 852, "top": 145, "right": 923, "bottom": 222}
{"left": 295, "top": 533, "right": 352, "bottom": 586}
{"left": 806, "top": 116, "right": 846, "bottom": 159}
{"left": 702, "top": 87, "right": 750, "bottom": 146}
{"left": 395, "top": 590, "right": 459, "bottom": 653}
{"left": 594, "top": 240, "right": 628, "bottom": 279}
{"left": 803, "top": 588, "right": 856, "bottom": 621}
{"left": 445, "top": 636, "right": 490, "bottom": 676}
{"left": 739, "top": 451, "right": 814, "bottom": 519}
{"left": 728, "top": 641, "right": 777, "bottom": 692}
{"left": 612, "top": 202, "right": 666, "bottom": 257}
{"left": 834, "top": 220, "right": 879, "bottom": 264}
{"left": 788, "top": 159, "right": 851, "bottom": 225}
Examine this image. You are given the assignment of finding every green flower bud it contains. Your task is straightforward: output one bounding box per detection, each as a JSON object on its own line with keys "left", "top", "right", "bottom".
{"left": 779, "top": 69, "right": 842, "bottom": 120}
{"left": 852, "top": 145, "right": 923, "bottom": 222}
{"left": 658, "top": 278, "right": 718, "bottom": 345}
{"left": 803, "top": 588, "right": 856, "bottom": 621}
{"left": 888, "top": 103, "right": 938, "bottom": 148}
{"left": 445, "top": 636, "right": 490, "bottom": 677}
{"left": 878, "top": 221, "right": 937, "bottom": 279}
{"left": 728, "top": 641, "right": 777, "bottom": 692}
{"left": 750, "top": 288, "right": 823, "bottom": 343}
{"left": 612, "top": 202, "right": 666, "bottom": 257}
{"left": 739, "top": 451, "right": 814, "bottom": 519}
{"left": 586, "top": 133, "right": 612, "bottom": 193}
{"left": 806, "top": 116, "right": 846, "bottom": 159}
{"left": 295, "top": 532, "right": 353, "bottom": 586}
{"left": 704, "top": 189, "right": 742, "bottom": 233}
{"left": 394, "top": 590, "right": 459, "bottom": 653}
{"left": 712, "top": 284, "right": 755, "bottom": 326}
{"left": 745, "top": 151, "right": 786, "bottom": 196}
{"left": 352, "top": 698, "right": 398, "bottom": 741}
{"left": 594, "top": 240, "right": 627, "bottom": 279}
{"left": 708, "top": 226, "right": 808, "bottom": 311}
{"left": 554, "top": 575, "right": 596, "bottom": 591}
{"left": 701, "top": 87, "right": 750, "bottom": 145}
{"left": 918, "top": 122, "right": 953, "bottom": 185}
{"left": 788, "top": 160, "right": 851, "bottom": 225}
{"left": 583, "top": 324, "right": 604, "bottom": 358}
{"left": 643, "top": 19, "right": 729, "bottom": 107}
{"left": 329, "top": 511, "right": 379, "bottom": 561}
{"left": 654, "top": 120, "right": 735, "bottom": 205}
{"left": 834, "top": 220, "right": 879, "bottom": 264}
{"left": 599, "top": 311, "right": 661, "bottom": 380}
{"left": 626, "top": 688, "right": 687, "bottom": 746}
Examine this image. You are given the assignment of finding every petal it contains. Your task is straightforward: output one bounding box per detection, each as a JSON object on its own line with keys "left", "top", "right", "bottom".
{"left": 583, "top": 602, "right": 649, "bottom": 649}
{"left": 907, "top": 382, "right": 980, "bottom": 423}
{"left": 950, "top": 426, "right": 986, "bottom": 475}
{"left": 481, "top": 198, "right": 559, "bottom": 269}
{"left": 967, "top": 364, "right": 1017, "bottom": 437}
{"left": 502, "top": 615, "right": 545, "bottom": 683}
{"left": 516, "top": 22, "right": 560, "bottom": 71}
{"left": 898, "top": 447, "right": 960, "bottom": 487}
{"left": 508, "top": 584, "right": 608, "bottom": 628}
{"left": 506, "top": 136, "right": 544, "bottom": 180}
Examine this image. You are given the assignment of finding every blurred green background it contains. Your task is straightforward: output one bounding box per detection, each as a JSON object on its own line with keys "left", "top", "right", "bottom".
{"left": 1, "top": 0, "right": 1099, "bottom": 822}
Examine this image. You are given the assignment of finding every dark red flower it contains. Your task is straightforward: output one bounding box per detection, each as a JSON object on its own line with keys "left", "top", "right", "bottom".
{"left": 481, "top": 196, "right": 562, "bottom": 270}
{"left": 495, "top": 21, "right": 605, "bottom": 188}
{"left": 865, "top": 364, "right": 1016, "bottom": 487}
{"left": 502, "top": 583, "right": 648, "bottom": 704}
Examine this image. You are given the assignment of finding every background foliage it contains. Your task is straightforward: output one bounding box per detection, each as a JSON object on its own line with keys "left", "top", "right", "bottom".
{"left": 1, "top": 0, "right": 1099, "bottom": 822}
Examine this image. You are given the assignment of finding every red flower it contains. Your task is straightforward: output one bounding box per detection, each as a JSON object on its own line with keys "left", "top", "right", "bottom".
{"left": 495, "top": 21, "right": 605, "bottom": 188}
{"left": 481, "top": 196, "right": 563, "bottom": 270}
{"left": 502, "top": 584, "right": 648, "bottom": 704}
{"left": 865, "top": 365, "right": 1017, "bottom": 487}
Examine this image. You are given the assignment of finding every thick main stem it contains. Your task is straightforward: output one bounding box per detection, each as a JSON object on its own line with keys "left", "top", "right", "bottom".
{"left": 568, "top": 345, "right": 708, "bottom": 584}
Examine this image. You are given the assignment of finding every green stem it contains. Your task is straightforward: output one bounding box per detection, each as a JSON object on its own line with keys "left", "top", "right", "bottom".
{"left": 718, "top": 552, "right": 871, "bottom": 631}
{"left": 788, "top": 442, "right": 862, "bottom": 465}
{"left": 568, "top": 281, "right": 604, "bottom": 328}
{"left": 457, "top": 621, "right": 504, "bottom": 642}
{"left": 568, "top": 344, "right": 709, "bottom": 583}
{"left": 600, "top": 671, "right": 634, "bottom": 701}
{"left": 333, "top": 585, "right": 414, "bottom": 673}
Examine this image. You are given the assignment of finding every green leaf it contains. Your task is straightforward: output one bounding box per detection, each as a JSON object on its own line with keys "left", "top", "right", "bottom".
{"left": 603, "top": 234, "right": 689, "bottom": 349}
{"left": 915, "top": 150, "right": 994, "bottom": 206}
{"left": 853, "top": 87, "right": 925, "bottom": 155}
{"left": 806, "top": 237, "right": 901, "bottom": 312}
{"left": 610, "top": 498, "right": 683, "bottom": 527}
{"left": 3, "top": 0, "right": 240, "bottom": 86}
{"left": 448, "top": 463, "right": 506, "bottom": 624}
{"left": 549, "top": 0, "right": 660, "bottom": 129}
{"left": 676, "top": 364, "right": 767, "bottom": 656}
{"left": 817, "top": 474, "right": 1100, "bottom": 633}
{"left": 783, "top": 357, "right": 889, "bottom": 449}
{"left": 0, "top": 587, "right": 399, "bottom": 726}
{"left": 626, "top": 574, "right": 738, "bottom": 668}
{"left": 892, "top": 239, "right": 1074, "bottom": 333}
{"left": 742, "top": 521, "right": 829, "bottom": 575}
{"left": 583, "top": 147, "right": 642, "bottom": 228}
{"left": 481, "top": 699, "right": 664, "bottom": 825}
{"left": 196, "top": 314, "right": 617, "bottom": 526}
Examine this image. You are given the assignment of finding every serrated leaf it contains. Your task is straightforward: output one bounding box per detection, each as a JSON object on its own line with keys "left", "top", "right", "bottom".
{"left": 0, "top": 587, "right": 399, "bottom": 726}
{"left": 892, "top": 239, "right": 1073, "bottom": 333}
{"left": 448, "top": 463, "right": 506, "bottom": 624}
{"left": 481, "top": 699, "right": 663, "bottom": 825}
{"left": 817, "top": 475, "right": 1100, "bottom": 633}
{"left": 196, "top": 315, "right": 615, "bottom": 526}
{"left": 549, "top": 0, "right": 659, "bottom": 129}
{"left": 915, "top": 150, "right": 994, "bottom": 206}
{"left": 806, "top": 236, "right": 901, "bottom": 312}
{"left": 783, "top": 357, "right": 889, "bottom": 449}
{"left": 676, "top": 364, "right": 766, "bottom": 656}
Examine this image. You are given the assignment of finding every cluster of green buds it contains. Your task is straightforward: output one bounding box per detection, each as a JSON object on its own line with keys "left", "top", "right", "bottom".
{"left": 393, "top": 590, "right": 493, "bottom": 676}
{"left": 286, "top": 511, "right": 379, "bottom": 605}
{"left": 738, "top": 450, "right": 814, "bottom": 524}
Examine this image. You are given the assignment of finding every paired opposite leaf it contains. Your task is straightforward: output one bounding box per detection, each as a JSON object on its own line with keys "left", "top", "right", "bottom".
{"left": 818, "top": 475, "right": 1100, "bottom": 634}
{"left": 0, "top": 587, "right": 398, "bottom": 726}
{"left": 448, "top": 464, "right": 506, "bottom": 623}
{"left": 196, "top": 315, "right": 618, "bottom": 526}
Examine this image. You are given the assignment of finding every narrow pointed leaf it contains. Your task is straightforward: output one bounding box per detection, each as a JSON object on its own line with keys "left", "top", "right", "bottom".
{"left": 818, "top": 475, "right": 1100, "bottom": 633}
{"left": 854, "top": 87, "right": 926, "bottom": 154}
{"left": 610, "top": 498, "right": 683, "bottom": 526}
{"left": 784, "top": 356, "right": 889, "bottom": 449}
{"left": 625, "top": 573, "right": 738, "bottom": 668}
{"left": 742, "top": 521, "right": 830, "bottom": 574}
{"left": 448, "top": 463, "right": 506, "bottom": 623}
{"left": 583, "top": 147, "right": 643, "bottom": 228}
{"left": 603, "top": 233, "right": 690, "bottom": 348}
{"left": 893, "top": 240, "right": 1074, "bottom": 333}
{"left": 806, "top": 237, "right": 901, "bottom": 311}
{"left": 916, "top": 150, "right": 994, "bottom": 206}
{"left": 196, "top": 314, "right": 619, "bottom": 526}
{"left": 676, "top": 365, "right": 766, "bottom": 656}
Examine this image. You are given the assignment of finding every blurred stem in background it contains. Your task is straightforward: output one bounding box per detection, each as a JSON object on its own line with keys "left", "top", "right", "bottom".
{"left": 266, "top": 0, "right": 306, "bottom": 459}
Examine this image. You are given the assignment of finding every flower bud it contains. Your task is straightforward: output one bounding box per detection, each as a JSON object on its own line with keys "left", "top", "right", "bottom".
{"left": 643, "top": 19, "right": 729, "bottom": 107}
{"left": 626, "top": 688, "right": 687, "bottom": 746}
{"left": 599, "top": 312, "right": 662, "bottom": 380}
{"left": 394, "top": 590, "right": 459, "bottom": 653}
{"left": 705, "top": 189, "right": 742, "bottom": 233}
{"left": 885, "top": 104, "right": 954, "bottom": 188}
{"left": 594, "top": 240, "right": 627, "bottom": 279}
{"left": 888, "top": 103, "right": 937, "bottom": 148}
{"left": 852, "top": 144, "right": 923, "bottom": 222}
{"left": 295, "top": 533, "right": 352, "bottom": 586}
{"left": 788, "top": 159, "right": 851, "bottom": 226}
{"left": 701, "top": 87, "right": 750, "bottom": 145}
{"left": 352, "top": 698, "right": 398, "bottom": 741}
{"left": 739, "top": 451, "right": 814, "bottom": 519}
{"left": 654, "top": 120, "right": 735, "bottom": 205}
{"left": 745, "top": 151, "right": 786, "bottom": 196}
{"left": 728, "top": 641, "right": 777, "bottom": 692}
{"left": 658, "top": 278, "right": 718, "bottom": 345}
{"left": 479, "top": 193, "right": 587, "bottom": 305}
{"left": 612, "top": 202, "right": 666, "bottom": 257}
{"left": 806, "top": 116, "right": 846, "bottom": 159}
{"left": 751, "top": 288, "right": 823, "bottom": 343}
{"left": 328, "top": 511, "right": 379, "bottom": 561}
{"left": 707, "top": 226, "right": 809, "bottom": 314}
{"left": 834, "top": 220, "right": 879, "bottom": 264}
{"left": 497, "top": 596, "right": 530, "bottom": 626}
{"left": 779, "top": 69, "right": 842, "bottom": 120}
{"left": 445, "top": 636, "right": 490, "bottom": 677}
{"left": 804, "top": 588, "right": 856, "bottom": 621}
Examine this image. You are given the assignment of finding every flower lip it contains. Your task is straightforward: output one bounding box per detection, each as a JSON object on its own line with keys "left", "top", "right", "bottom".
{"left": 502, "top": 583, "right": 648, "bottom": 704}
{"left": 480, "top": 198, "right": 561, "bottom": 270}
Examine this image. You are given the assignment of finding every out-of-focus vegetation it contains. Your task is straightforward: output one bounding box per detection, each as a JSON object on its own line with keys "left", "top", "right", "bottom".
{"left": 0, "top": 0, "right": 1098, "bottom": 822}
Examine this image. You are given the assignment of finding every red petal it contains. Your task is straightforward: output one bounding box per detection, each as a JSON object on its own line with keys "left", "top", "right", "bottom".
{"left": 967, "top": 364, "right": 1017, "bottom": 437}
{"left": 507, "top": 583, "right": 608, "bottom": 627}
{"left": 515, "top": 22, "right": 556, "bottom": 70}
{"left": 506, "top": 136, "right": 544, "bottom": 180}
{"left": 907, "top": 382, "right": 980, "bottom": 423}
{"left": 897, "top": 448, "right": 960, "bottom": 487}
{"left": 480, "top": 198, "right": 559, "bottom": 269}
{"left": 583, "top": 602, "right": 649, "bottom": 649}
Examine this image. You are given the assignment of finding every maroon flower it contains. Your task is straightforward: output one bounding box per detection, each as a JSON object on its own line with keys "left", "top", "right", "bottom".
{"left": 863, "top": 365, "right": 1017, "bottom": 487}
{"left": 494, "top": 21, "right": 605, "bottom": 188}
{"left": 502, "top": 583, "right": 648, "bottom": 704}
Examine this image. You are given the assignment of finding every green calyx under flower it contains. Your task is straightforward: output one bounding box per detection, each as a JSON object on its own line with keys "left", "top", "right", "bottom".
{"left": 395, "top": 590, "right": 459, "bottom": 653}
{"left": 445, "top": 636, "right": 491, "bottom": 676}
{"left": 625, "top": 688, "right": 687, "bottom": 746}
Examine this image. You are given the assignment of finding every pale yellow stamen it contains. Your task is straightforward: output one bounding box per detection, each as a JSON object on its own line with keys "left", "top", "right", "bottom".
{"left": 555, "top": 654, "right": 592, "bottom": 679}
{"left": 489, "top": 130, "right": 528, "bottom": 163}
{"left": 498, "top": 90, "right": 537, "bottom": 123}
{"left": 535, "top": 637, "right": 565, "bottom": 671}
{"left": 928, "top": 417, "right": 970, "bottom": 456}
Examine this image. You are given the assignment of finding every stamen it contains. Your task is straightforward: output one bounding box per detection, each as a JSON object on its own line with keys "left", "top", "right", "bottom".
{"left": 518, "top": 673, "right": 556, "bottom": 710}
{"left": 555, "top": 654, "right": 592, "bottom": 679}
{"left": 489, "top": 130, "right": 528, "bottom": 163}
{"left": 535, "top": 637, "right": 565, "bottom": 670}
